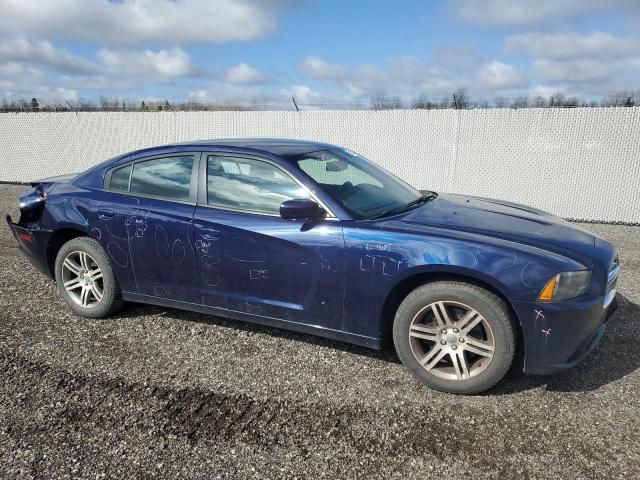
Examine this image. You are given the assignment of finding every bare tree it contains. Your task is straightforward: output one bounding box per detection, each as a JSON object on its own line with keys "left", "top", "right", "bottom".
{"left": 7, "top": 89, "right": 640, "bottom": 112}
{"left": 78, "top": 98, "right": 96, "bottom": 111}
{"left": 370, "top": 93, "right": 388, "bottom": 110}
{"left": 100, "top": 96, "right": 121, "bottom": 111}
{"left": 565, "top": 96, "right": 579, "bottom": 107}
{"left": 370, "top": 93, "right": 402, "bottom": 110}
{"left": 412, "top": 95, "right": 435, "bottom": 109}
{"left": 532, "top": 96, "right": 546, "bottom": 108}
{"left": 494, "top": 96, "right": 509, "bottom": 108}
{"left": 602, "top": 90, "right": 640, "bottom": 107}
{"left": 548, "top": 92, "right": 564, "bottom": 107}
{"left": 510, "top": 96, "right": 529, "bottom": 109}
{"left": 452, "top": 88, "right": 470, "bottom": 109}
{"left": 547, "top": 91, "right": 579, "bottom": 107}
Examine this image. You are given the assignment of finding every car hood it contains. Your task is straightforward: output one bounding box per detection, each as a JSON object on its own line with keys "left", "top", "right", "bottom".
{"left": 381, "top": 193, "right": 596, "bottom": 267}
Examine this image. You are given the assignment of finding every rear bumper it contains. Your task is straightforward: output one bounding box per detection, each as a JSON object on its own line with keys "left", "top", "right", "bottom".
{"left": 6, "top": 214, "right": 53, "bottom": 277}
{"left": 513, "top": 294, "right": 618, "bottom": 375}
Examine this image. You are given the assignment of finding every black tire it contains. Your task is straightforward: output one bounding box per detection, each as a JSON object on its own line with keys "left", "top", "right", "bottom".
{"left": 54, "top": 237, "right": 124, "bottom": 318}
{"left": 393, "top": 281, "right": 516, "bottom": 394}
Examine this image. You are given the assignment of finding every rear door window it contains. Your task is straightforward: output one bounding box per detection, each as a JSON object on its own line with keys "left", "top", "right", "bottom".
{"left": 120, "top": 156, "right": 195, "bottom": 201}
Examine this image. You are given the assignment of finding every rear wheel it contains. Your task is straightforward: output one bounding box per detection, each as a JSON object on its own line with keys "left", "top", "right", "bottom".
{"left": 393, "top": 281, "right": 516, "bottom": 394}
{"left": 55, "top": 237, "right": 124, "bottom": 318}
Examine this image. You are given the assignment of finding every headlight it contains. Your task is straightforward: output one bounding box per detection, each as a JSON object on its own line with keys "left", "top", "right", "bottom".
{"left": 537, "top": 271, "right": 592, "bottom": 302}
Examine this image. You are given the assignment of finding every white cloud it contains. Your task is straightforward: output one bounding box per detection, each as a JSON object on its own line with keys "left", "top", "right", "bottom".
{"left": 0, "top": 37, "right": 96, "bottom": 74}
{"left": 0, "top": 36, "right": 202, "bottom": 100}
{"left": 0, "top": 62, "right": 36, "bottom": 77}
{"left": 300, "top": 56, "right": 346, "bottom": 81}
{"left": 432, "top": 45, "right": 485, "bottom": 72}
{"left": 187, "top": 82, "right": 324, "bottom": 109}
{"left": 506, "top": 32, "right": 640, "bottom": 88}
{"left": 506, "top": 33, "right": 640, "bottom": 60}
{"left": 388, "top": 56, "right": 442, "bottom": 85}
{"left": 0, "top": 0, "right": 288, "bottom": 46}
{"left": 189, "top": 83, "right": 263, "bottom": 103}
{"left": 449, "top": 0, "right": 636, "bottom": 26}
{"left": 0, "top": 66, "right": 79, "bottom": 103}
{"left": 298, "top": 55, "right": 528, "bottom": 101}
{"left": 58, "top": 75, "right": 136, "bottom": 92}
{"left": 532, "top": 59, "right": 613, "bottom": 85}
{"left": 223, "top": 63, "right": 266, "bottom": 84}
{"left": 0, "top": 45, "right": 81, "bottom": 102}
{"left": 97, "top": 47, "right": 195, "bottom": 79}
{"left": 530, "top": 84, "right": 563, "bottom": 99}
{"left": 0, "top": 37, "right": 197, "bottom": 81}
{"left": 477, "top": 61, "right": 528, "bottom": 90}
{"left": 300, "top": 56, "right": 426, "bottom": 98}
{"left": 284, "top": 85, "right": 321, "bottom": 103}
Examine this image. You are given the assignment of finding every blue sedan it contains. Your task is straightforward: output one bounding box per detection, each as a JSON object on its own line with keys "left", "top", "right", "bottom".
{"left": 6, "top": 139, "right": 619, "bottom": 394}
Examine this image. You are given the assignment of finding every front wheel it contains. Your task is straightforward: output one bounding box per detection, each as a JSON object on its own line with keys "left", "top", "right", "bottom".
{"left": 54, "top": 237, "right": 124, "bottom": 318}
{"left": 393, "top": 281, "right": 516, "bottom": 394}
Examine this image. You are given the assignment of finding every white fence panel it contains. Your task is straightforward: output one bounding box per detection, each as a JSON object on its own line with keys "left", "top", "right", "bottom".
{"left": 0, "top": 108, "right": 638, "bottom": 223}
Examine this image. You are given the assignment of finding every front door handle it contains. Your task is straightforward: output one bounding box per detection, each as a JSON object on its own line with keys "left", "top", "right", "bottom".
{"left": 98, "top": 209, "right": 114, "bottom": 219}
{"left": 201, "top": 228, "right": 221, "bottom": 240}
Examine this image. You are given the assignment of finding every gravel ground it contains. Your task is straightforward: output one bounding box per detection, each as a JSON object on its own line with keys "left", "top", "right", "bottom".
{"left": 1, "top": 183, "right": 639, "bottom": 479}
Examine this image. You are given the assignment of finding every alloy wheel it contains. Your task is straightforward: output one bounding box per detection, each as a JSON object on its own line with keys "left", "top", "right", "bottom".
{"left": 61, "top": 250, "right": 104, "bottom": 308}
{"left": 408, "top": 300, "right": 495, "bottom": 381}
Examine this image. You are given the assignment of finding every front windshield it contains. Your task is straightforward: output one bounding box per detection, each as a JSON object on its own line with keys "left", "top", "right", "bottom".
{"left": 289, "top": 148, "right": 424, "bottom": 219}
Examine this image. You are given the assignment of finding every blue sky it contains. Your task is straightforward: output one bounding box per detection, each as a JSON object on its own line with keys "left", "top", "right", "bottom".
{"left": 0, "top": 0, "right": 639, "bottom": 106}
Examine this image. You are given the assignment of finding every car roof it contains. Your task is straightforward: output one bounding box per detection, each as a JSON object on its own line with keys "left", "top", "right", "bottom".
{"left": 171, "top": 138, "right": 337, "bottom": 157}
{"left": 73, "top": 138, "right": 340, "bottom": 191}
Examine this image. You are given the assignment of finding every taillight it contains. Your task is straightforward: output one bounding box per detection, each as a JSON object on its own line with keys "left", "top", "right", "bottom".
{"left": 17, "top": 185, "right": 47, "bottom": 225}
{"left": 19, "top": 186, "right": 46, "bottom": 209}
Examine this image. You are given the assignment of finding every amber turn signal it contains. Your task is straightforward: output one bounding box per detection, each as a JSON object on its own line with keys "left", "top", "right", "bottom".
{"left": 538, "top": 275, "right": 558, "bottom": 301}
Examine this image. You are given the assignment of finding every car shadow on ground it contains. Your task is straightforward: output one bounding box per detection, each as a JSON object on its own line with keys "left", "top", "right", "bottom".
{"left": 116, "top": 294, "right": 640, "bottom": 395}
{"left": 116, "top": 301, "right": 402, "bottom": 364}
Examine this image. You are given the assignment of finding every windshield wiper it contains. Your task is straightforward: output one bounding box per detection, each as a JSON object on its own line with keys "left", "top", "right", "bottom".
{"left": 369, "top": 192, "right": 438, "bottom": 220}
{"left": 406, "top": 192, "right": 438, "bottom": 208}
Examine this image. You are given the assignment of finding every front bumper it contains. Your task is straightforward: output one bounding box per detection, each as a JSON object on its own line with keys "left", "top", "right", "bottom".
{"left": 513, "top": 293, "right": 618, "bottom": 375}
{"left": 6, "top": 214, "right": 53, "bottom": 277}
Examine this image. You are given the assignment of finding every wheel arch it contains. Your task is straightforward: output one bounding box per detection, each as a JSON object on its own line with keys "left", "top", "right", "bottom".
{"left": 379, "top": 266, "right": 524, "bottom": 363}
{"left": 46, "top": 227, "right": 90, "bottom": 278}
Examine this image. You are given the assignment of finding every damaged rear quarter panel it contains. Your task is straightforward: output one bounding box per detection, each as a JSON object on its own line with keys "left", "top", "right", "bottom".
{"left": 16, "top": 183, "right": 95, "bottom": 276}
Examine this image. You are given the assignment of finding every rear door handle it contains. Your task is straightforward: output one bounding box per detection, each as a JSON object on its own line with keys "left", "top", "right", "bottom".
{"left": 201, "top": 228, "right": 221, "bottom": 240}
{"left": 98, "top": 209, "right": 114, "bottom": 219}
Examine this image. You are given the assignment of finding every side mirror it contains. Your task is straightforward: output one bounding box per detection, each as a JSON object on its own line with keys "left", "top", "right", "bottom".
{"left": 280, "top": 199, "right": 325, "bottom": 220}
